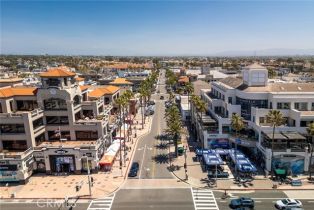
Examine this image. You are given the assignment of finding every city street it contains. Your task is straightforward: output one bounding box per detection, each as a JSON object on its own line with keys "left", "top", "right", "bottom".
{"left": 130, "top": 69, "right": 172, "bottom": 179}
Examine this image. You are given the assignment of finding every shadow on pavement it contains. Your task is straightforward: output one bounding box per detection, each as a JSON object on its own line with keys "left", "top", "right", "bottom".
{"left": 155, "top": 142, "right": 169, "bottom": 150}
{"left": 152, "top": 154, "right": 169, "bottom": 164}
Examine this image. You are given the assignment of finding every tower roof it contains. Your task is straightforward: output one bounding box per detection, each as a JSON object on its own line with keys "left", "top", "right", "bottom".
{"left": 40, "top": 67, "right": 76, "bottom": 78}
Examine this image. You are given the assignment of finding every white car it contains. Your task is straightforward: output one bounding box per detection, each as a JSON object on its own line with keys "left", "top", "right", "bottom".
{"left": 275, "top": 199, "right": 302, "bottom": 209}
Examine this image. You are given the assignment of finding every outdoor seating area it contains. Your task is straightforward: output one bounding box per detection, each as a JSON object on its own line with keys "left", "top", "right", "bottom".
{"left": 195, "top": 148, "right": 257, "bottom": 180}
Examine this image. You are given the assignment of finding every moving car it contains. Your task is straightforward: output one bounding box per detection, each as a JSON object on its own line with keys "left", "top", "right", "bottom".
{"left": 148, "top": 100, "right": 155, "bottom": 105}
{"left": 291, "top": 179, "right": 302, "bottom": 186}
{"left": 128, "top": 162, "right": 139, "bottom": 177}
{"left": 275, "top": 199, "right": 302, "bottom": 209}
{"left": 229, "top": 197, "right": 254, "bottom": 209}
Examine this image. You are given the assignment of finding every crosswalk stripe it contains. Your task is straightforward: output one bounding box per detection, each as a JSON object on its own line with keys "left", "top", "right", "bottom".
{"left": 87, "top": 194, "right": 115, "bottom": 210}
{"left": 191, "top": 188, "right": 219, "bottom": 210}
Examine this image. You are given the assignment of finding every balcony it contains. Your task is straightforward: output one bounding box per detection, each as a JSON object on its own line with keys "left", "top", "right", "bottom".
{"left": 0, "top": 147, "right": 33, "bottom": 160}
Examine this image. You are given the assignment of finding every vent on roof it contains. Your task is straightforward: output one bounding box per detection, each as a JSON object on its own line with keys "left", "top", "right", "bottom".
{"left": 297, "top": 86, "right": 302, "bottom": 91}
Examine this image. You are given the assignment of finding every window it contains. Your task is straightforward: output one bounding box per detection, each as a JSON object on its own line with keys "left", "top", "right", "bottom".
{"left": 73, "top": 95, "right": 81, "bottom": 106}
{"left": 228, "top": 97, "right": 232, "bottom": 104}
{"left": 46, "top": 116, "right": 69, "bottom": 125}
{"left": 269, "top": 102, "right": 272, "bottom": 109}
{"left": 295, "top": 102, "right": 308, "bottom": 111}
{"left": 44, "top": 98, "right": 67, "bottom": 110}
{"left": 0, "top": 124, "right": 25, "bottom": 134}
{"left": 48, "top": 130, "right": 71, "bottom": 140}
{"left": 33, "top": 118, "right": 44, "bottom": 129}
{"left": 312, "top": 103, "right": 314, "bottom": 111}
{"left": 260, "top": 117, "right": 265, "bottom": 124}
{"left": 76, "top": 131, "right": 98, "bottom": 140}
{"left": 46, "top": 79, "right": 60, "bottom": 86}
{"left": 16, "top": 100, "right": 38, "bottom": 111}
{"left": 2, "top": 140, "right": 27, "bottom": 151}
{"left": 64, "top": 78, "right": 67, "bottom": 86}
{"left": 277, "top": 102, "right": 290, "bottom": 109}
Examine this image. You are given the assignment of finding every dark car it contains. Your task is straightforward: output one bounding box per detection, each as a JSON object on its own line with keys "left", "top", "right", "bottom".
{"left": 229, "top": 197, "right": 254, "bottom": 209}
{"left": 148, "top": 100, "right": 155, "bottom": 105}
{"left": 128, "top": 162, "right": 139, "bottom": 177}
{"left": 207, "top": 171, "right": 229, "bottom": 178}
{"left": 160, "top": 95, "right": 164, "bottom": 100}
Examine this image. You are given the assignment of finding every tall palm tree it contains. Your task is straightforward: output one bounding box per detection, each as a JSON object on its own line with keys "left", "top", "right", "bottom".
{"left": 185, "top": 82, "right": 194, "bottom": 119}
{"left": 123, "top": 90, "right": 134, "bottom": 143}
{"left": 267, "top": 110, "right": 284, "bottom": 178}
{"left": 139, "top": 83, "right": 148, "bottom": 128}
{"left": 165, "top": 104, "right": 182, "bottom": 157}
{"left": 307, "top": 122, "right": 314, "bottom": 179}
{"left": 231, "top": 113, "right": 245, "bottom": 178}
{"left": 115, "top": 96, "right": 125, "bottom": 169}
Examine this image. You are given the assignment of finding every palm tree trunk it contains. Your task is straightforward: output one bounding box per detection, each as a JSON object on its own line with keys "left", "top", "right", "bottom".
{"left": 174, "top": 133, "right": 178, "bottom": 157}
{"left": 235, "top": 130, "right": 238, "bottom": 179}
{"left": 309, "top": 138, "right": 313, "bottom": 180}
{"left": 119, "top": 105, "right": 122, "bottom": 169}
{"left": 123, "top": 106, "right": 126, "bottom": 166}
{"left": 271, "top": 125, "right": 275, "bottom": 179}
{"left": 141, "top": 97, "right": 144, "bottom": 129}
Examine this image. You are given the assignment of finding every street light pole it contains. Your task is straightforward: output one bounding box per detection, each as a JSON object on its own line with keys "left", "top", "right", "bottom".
{"left": 184, "top": 146, "right": 188, "bottom": 180}
{"left": 83, "top": 156, "right": 92, "bottom": 196}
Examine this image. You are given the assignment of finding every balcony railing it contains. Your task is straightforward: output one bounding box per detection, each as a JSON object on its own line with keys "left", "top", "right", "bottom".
{"left": 0, "top": 147, "right": 33, "bottom": 160}
{"left": 31, "top": 108, "right": 44, "bottom": 118}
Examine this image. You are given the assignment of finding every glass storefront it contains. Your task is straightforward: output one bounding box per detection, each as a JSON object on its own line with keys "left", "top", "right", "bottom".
{"left": 273, "top": 155, "right": 304, "bottom": 175}
{"left": 49, "top": 155, "right": 75, "bottom": 173}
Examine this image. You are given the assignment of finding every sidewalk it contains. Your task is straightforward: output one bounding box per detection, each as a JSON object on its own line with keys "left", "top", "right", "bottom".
{"left": 170, "top": 128, "right": 314, "bottom": 191}
{"left": 0, "top": 109, "right": 153, "bottom": 200}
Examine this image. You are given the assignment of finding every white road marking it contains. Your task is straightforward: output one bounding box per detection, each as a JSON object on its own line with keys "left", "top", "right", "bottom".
{"left": 87, "top": 194, "right": 115, "bottom": 210}
{"left": 191, "top": 188, "right": 219, "bottom": 210}
{"left": 139, "top": 144, "right": 146, "bottom": 179}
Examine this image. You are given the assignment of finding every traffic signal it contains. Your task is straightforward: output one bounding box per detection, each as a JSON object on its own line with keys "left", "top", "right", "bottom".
{"left": 75, "top": 185, "right": 80, "bottom": 192}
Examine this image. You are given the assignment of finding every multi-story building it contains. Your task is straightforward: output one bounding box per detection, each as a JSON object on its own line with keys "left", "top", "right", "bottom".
{"left": 0, "top": 67, "right": 122, "bottom": 183}
{"left": 192, "top": 63, "right": 314, "bottom": 175}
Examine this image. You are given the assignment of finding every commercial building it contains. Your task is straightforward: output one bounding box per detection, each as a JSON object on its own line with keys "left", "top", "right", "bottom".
{"left": 0, "top": 67, "right": 122, "bottom": 183}
{"left": 192, "top": 63, "right": 314, "bottom": 175}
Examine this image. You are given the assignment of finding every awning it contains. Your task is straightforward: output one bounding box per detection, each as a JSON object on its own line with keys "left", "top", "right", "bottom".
{"left": 202, "top": 153, "right": 223, "bottom": 165}
{"left": 99, "top": 155, "right": 115, "bottom": 166}
{"left": 264, "top": 132, "right": 288, "bottom": 140}
{"left": 282, "top": 132, "right": 306, "bottom": 140}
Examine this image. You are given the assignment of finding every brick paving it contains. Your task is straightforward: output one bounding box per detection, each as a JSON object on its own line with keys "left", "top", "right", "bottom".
{"left": 0, "top": 109, "right": 153, "bottom": 199}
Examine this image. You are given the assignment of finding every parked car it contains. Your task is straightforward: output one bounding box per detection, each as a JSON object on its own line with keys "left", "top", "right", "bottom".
{"left": 229, "top": 197, "right": 254, "bottom": 209}
{"left": 128, "top": 162, "right": 139, "bottom": 177}
{"left": 291, "top": 179, "right": 302, "bottom": 186}
{"left": 160, "top": 95, "right": 164, "bottom": 100}
{"left": 275, "top": 199, "right": 302, "bottom": 210}
{"left": 145, "top": 109, "right": 154, "bottom": 116}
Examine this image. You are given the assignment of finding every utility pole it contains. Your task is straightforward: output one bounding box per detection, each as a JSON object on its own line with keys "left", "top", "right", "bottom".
{"left": 184, "top": 146, "right": 188, "bottom": 180}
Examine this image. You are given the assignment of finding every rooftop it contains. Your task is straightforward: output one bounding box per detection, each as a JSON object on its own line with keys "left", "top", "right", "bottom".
{"left": 245, "top": 63, "right": 265, "bottom": 69}
{"left": 39, "top": 67, "right": 76, "bottom": 78}
{"left": 0, "top": 87, "right": 37, "bottom": 98}
{"left": 109, "top": 78, "right": 133, "bottom": 85}
{"left": 192, "top": 80, "right": 211, "bottom": 96}
{"left": 0, "top": 78, "right": 23, "bottom": 83}
{"left": 178, "top": 76, "right": 189, "bottom": 83}
{"left": 89, "top": 85, "right": 120, "bottom": 98}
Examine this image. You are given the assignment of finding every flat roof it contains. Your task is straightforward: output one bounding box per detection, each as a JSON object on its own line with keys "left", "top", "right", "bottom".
{"left": 264, "top": 132, "right": 288, "bottom": 140}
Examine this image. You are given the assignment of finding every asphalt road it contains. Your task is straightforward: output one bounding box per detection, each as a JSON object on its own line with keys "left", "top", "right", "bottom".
{"left": 214, "top": 190, "right": 314, "bottom": 210}
{"left": 130, "top": 69, "right": 173, "bottom": 179}
{"left": 0, "top": 202, "right": 89, "bottom": 210}
{"left": 111, "top": 188, "right": 194, "bottom": 210}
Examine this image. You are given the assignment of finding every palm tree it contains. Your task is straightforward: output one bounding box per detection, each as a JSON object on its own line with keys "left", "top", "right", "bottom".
{"left": 139, "top": 83, "right": 148, "bottom": 128}
{"left": 123, "top": 90, "right": 134, "bottom": 143}
{"left": 185, "top": 82, "right": 194, "bottom": 119}
{"left": 115, "top": 96, "right": 125, "bottom": 170}
{"left": 307, "top": 122, "right": 314, "bottom": 179}
{"left": 231, "top": 113, "right": 245, "bottom": 178}
{"left": 267, "top": 110, "right": 284, "bottom": 178}
{"left": 165, "top": 104, "right": 182, "bottom": 157}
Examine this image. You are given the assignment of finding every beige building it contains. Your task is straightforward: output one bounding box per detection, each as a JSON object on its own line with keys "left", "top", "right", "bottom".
{"left": 0, "top": 67, "right": 122, "bottom": 183}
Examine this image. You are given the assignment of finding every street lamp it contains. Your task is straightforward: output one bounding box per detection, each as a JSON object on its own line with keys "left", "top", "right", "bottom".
{"left": 81, "top": 155, "right": 92, "bottom": 196}
{"left": 184, "top": 146, "right": 188, "bottom": 180}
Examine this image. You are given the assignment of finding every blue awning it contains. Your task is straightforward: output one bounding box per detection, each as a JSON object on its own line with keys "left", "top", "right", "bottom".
{"left": 202, "top": 153, "right": 223, "bottom": 165}
{"left": 196, "top": 149, "right": 215, "bottom": 156}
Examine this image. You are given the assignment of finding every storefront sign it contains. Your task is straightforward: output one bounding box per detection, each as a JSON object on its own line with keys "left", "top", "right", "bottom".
{"left": 54, "top": 149, "right": 69, "bottom": 155}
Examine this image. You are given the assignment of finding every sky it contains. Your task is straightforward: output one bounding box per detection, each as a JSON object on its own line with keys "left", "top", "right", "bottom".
{"left": 1, "top": 0, "right": 314, "bottom": 56}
